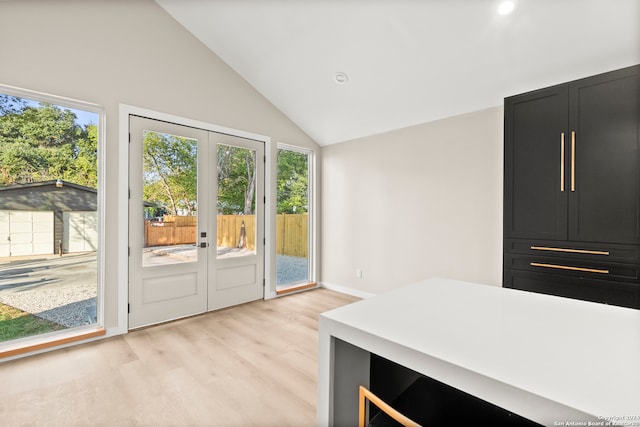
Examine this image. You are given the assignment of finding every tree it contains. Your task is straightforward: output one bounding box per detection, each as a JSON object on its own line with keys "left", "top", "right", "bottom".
{"left": 0, "top": 98, "right": 97, "bottom": 188}
{"left": 217, "top": 144, "right": 256, "bottom": 215}
{"left": 277, "top": 149, "right": 308, "bottom": 214}
{"left": 68, "top": 123, "right": 98, "bottom": 188}
{"left": 143, "top": 131, "right": 197, "bottom": 216}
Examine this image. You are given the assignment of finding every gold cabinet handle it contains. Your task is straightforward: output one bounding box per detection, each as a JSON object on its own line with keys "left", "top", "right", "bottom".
{"left": 359, "top": 386, "right": 420, "bottom": 427}
{"left": 571, "top": 131, "right": 576, "bottom": 192}
{"left": 530, "top": 262, "right": 609, "bottom": 274}
{"left": 560, "top": 133, "right": 565, "bottom": 192}
{"left": 530, "top": 246, "right": 610, "bottom": 256}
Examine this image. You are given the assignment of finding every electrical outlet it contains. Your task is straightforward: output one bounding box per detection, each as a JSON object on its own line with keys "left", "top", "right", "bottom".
{"left": 356, "top": 269, "right": 363, "bottom": 279}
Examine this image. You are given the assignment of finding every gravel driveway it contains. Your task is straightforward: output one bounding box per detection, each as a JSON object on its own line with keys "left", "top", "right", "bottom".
{"left": 276, "top": 254, "right": 309, "bottom": 286}
{"left": 0, "top": 253, "right": 97, "bottom": 328}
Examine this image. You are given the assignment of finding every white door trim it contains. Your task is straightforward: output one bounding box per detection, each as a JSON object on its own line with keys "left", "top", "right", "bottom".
{"left": 117, "top": 104, "right": 272, "bottom": 333}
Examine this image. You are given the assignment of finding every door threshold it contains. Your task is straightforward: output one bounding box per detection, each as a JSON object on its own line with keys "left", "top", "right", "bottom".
{"left": 276, "top": 282, "right": 318, "bottom": 296}
{"left": 0, "top": 326, "right": 106, "bottom": 359}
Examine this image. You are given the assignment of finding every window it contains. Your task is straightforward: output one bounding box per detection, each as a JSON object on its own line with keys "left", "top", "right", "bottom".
{"left": 0, "top": 88, "right": 103, "bottom": 345}
{"left": 276, "top": 144, "right": 313, "bottom": 289}
{"left": 141, "top": 130, "right": 198, "bottom": 267}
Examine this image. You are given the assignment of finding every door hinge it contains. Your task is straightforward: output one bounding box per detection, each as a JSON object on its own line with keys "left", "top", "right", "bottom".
{"left": 128, "top": 303, "right": 130, "bottom": 313}
{"left": 263, "top": 237, "right": 266, "bottom": 245}
{"left": 128, "top": 133, "right": 131, "bottom": 143}
{"left": 264, "top": 196, "right": 266, "bottom": 204}
{"left": 264, "top": 154, "right": 266, "bottom": 163}
{"left": 263, "top": 278, "right": 265, "bottom": 287}
{"left": 128, "top": 246, "right": 130, "bottom": 256}
{"left": 128, "top": 188, "right": 131, "bottom": 199}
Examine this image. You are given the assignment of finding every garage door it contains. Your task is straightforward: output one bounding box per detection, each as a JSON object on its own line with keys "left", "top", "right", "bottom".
{"left": 63, "top": 211, "right": 98, "bottom": 253}
{"left": 0, "top": 210, "right": 54, "bottom": 257}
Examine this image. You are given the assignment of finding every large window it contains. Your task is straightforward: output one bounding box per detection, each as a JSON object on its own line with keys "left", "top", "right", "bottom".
{"left": 0, "top": 89, "right": 102, "bottom": 344}
{"left": 276, "top": 144, "right": 313, "bottom": 289}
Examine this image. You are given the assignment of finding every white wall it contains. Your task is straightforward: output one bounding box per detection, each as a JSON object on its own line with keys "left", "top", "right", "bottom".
{"left": 321, "top": 107, "right": 504, "bottom": 295}
{"left": 0, "top": 0, "right": 318, "bottom": 331}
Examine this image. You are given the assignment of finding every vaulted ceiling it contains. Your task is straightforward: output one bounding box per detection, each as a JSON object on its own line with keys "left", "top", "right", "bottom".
{"left": 155, "top": 0, "right": 640, "bottom": 146}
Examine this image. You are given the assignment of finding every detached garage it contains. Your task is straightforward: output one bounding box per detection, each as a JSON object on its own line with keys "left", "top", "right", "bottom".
{"left": 63, "top": 211, "right": 98, "bottom": 253}
{"left": 0, "top": 180, "right": 97, "bottom": 256}
{"left": 0, "top": 210, "right": 54, "bottom": 257}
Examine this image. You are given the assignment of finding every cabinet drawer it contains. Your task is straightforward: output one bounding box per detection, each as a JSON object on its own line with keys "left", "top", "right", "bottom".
{"left": 504, "top": 254, "right": 640, "bottom": 283}
{"left": 504, "top": 239, "right": 640, "bottom": 264}
{"left": 504, "top": 268, "right": 640, "bottom": 309}
{"left": 369, "top": 354, "right": 541, "bottom": 426}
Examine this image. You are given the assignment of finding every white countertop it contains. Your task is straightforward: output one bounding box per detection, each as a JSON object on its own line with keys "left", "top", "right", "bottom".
{"left": 318, "top": 278, "right": 640, "bottom": 425}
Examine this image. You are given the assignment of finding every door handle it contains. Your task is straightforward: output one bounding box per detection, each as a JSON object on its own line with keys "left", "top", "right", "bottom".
{"left": 560, "top": 132, "right": 565, "bottom": 192}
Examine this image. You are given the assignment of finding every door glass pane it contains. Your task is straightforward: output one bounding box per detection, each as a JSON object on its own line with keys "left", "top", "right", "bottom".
{"left": 0, "top": 93, "right": 100, "bottom": 342}
{"left": 217, "top": 144, "right": 257, "bottom": 259}
{"left": 142, "top": 131, "right": 197, "bottom": 266}
{"left": 276, "top": 148, "right": 310, "bottom": 287}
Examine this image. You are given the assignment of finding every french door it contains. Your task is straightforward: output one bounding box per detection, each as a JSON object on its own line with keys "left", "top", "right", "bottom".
{"left": 128, "top": 116, "right": 264, "bottom": 329}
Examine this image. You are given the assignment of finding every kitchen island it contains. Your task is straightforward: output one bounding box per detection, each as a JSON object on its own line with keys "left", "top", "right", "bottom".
{"left": 317, "top": 278, "right": 640, "bottom": 426}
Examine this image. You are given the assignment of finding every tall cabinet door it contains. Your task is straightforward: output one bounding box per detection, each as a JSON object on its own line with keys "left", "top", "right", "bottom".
{"left": 568, "top": 68, "right": 640, "bottom": 244}
{"left": 504, "top": 85, "right": 569, "bottom": 240}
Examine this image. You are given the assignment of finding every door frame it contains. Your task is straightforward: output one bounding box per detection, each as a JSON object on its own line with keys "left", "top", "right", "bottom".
{"left": 118, "top": 104, "right": 273, "bottom": 331}
{"left": 275, "top": 143, "right": 317, "bottom": 290}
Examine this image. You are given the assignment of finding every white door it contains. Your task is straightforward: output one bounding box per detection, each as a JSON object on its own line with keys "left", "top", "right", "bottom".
{"left": 0, "top": 210, "right": 54, "bottom": 257}
{"left": 128, "top": 116, "right": 265, "bottom": 329}
{"left": 63, "top": 211, "right": 98, "bottom": 253}
{"left": 209, "top": 134, "right": 265, "bottom": 311}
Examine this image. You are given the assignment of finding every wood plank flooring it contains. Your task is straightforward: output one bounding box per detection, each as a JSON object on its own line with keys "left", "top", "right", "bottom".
{"left": 0, "top": 288, "right": 359, "bottom": 426}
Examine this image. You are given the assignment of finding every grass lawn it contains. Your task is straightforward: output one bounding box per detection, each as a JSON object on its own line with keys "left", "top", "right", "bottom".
{"left": 0, "top": 302, "right": 67, "bottom": 342}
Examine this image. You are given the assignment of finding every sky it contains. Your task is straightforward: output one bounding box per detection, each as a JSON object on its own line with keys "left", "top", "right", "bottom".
{"left": 67, "top": 106, "right": 98, "bottom": 127}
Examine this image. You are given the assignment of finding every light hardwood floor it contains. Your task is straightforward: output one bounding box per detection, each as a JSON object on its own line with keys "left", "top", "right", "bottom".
{"left": 0, "top": 289, "right": 359, "bottom": 426}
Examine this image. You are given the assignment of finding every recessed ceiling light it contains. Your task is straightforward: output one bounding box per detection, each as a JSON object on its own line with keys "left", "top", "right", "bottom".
{"left": 335, "top": 72, "right": 349, "bottom": 84}
{"left": 497, "top": 1, "right": 515, "bottom": 15}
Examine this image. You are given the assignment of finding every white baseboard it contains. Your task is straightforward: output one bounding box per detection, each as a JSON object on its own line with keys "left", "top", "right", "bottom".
{"left": 319, "top": 282, "right": 376, "bottom": 299}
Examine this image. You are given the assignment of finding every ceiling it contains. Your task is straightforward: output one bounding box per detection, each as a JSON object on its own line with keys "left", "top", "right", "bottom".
{"left": 155, "top": 0, "right": 640, "bottom": 146}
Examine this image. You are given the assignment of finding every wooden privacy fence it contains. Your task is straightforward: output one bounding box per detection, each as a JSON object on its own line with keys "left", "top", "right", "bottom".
{"left": 216, "top": 215, "right": 257, "bottom": 251}
{"left": 144, "top": 215, "right": 197, "bottom": 247}
{"left": 144, "top": 213, "right": 308, "bottom": 257}
{"left": 276, "top": 213, "right": 308, "bottom": 258}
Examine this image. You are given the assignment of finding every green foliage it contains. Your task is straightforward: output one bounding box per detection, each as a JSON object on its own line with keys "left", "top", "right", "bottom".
{"left": 277, "top": 149, "right": 308, "bottom": 214}
{"left": 217, "top": 144, "right": 257, "bottom": 215}
{"left": 68, "top": 123, "right": 98, "bottom": 188}
{"left": 142, "top": 140, "right": 259, "bottom": 217}
{"left": 143, "top": 131, "right": 198, "bottom": 216}
{"left": 0, "top": 98, "right": 98, "bottom": 188}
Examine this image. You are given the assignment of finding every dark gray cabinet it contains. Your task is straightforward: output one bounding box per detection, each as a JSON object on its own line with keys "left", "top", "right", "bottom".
{"left": 503, "top": 64, "right": 640, "bottom": 309}
{"left": 568, "top": 68, "right": 640, "bottom": 244}
{"left": 504, "top": 84, "right": 569, "bottom": 241}
{"left": 368, "top": 354, "right": 540, "bottom": 426}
